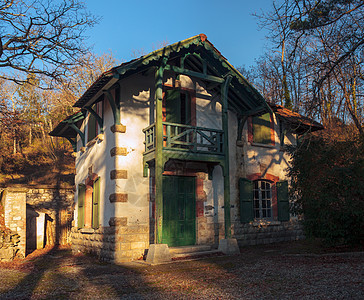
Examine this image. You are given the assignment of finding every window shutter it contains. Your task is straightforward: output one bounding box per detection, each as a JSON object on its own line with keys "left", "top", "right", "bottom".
{"left": 277, "top": 180, "right": 289, "bottom": 221}
{"left": 239, "top": 178, "right": 254, "bottom": 223}
{"left": 77, "top": 184, "right": 86, "bottom": 229}
{"left": 92, "top": 177, "right": 100, "bottom": 229}
{"left": 253, "top": 113, "right": 271, "bottom": 144}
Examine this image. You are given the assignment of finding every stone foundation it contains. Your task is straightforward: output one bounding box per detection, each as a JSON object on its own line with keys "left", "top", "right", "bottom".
{"left": 233, "top": 220, "right": 305, "bottom": 246}
{"left": 71, "top": 224, "right": 149, "bottom": 263}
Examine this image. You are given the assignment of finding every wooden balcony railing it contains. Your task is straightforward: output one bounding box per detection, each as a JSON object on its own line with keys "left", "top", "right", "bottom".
{"left": 143, "top": 122, "right": 224, "bottom": 156}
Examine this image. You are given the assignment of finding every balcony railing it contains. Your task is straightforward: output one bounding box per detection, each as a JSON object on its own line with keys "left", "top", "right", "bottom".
{"left": 143, "top": 122, "right": 224, "bottom": 156}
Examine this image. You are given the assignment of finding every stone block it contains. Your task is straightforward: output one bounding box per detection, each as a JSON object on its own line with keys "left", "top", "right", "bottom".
{"left": 110, "top": 124, "right": 126, "bottom": 133}
{"left": 131, "top": 242, "right": 146, "bottom": 250}
{"left": 110, "top": 147, "right": 128, "bottom": 157}
{"left": 109, "top": 193, "right": 128, "bottom": 203}
{"left": 146, "top": 244, "right": 171, "bottom": 264}
{"left": 218, "top": 238, "right": 240, "bottom": 255}
{"left": 109, "top": 217, "right": 127, "bottom": 227}
{"left": 110, "top": 170, "right": 128, "bottom": 180}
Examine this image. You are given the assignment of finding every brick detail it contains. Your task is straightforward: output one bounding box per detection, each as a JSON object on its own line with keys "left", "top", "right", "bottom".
{"left": 110, "top": 170, "right": 128, "bottom": 180}
{"left": 109, "top": 217, "right": 127, "bottom": 227}
{"left": 110, "top": 147, "right": 128, "bottom": 157}
{"left": 109, "top": 193, "right": 128, "bottom": 203}
{"left": 110, "top": 124, "right": 126, "bottom": 133}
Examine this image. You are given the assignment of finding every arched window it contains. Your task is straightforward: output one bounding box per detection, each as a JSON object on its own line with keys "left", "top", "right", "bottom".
{"left": 253, "top": 180, "right": 272, "bottom": 219}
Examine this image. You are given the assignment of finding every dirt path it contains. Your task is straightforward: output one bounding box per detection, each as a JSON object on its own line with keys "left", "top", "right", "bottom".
{"left": 0, "top": 242, "right": 363, "bottom": 299}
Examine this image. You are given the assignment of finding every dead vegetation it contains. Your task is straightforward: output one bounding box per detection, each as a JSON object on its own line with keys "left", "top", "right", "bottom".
{"left": 0, "top": 241, "right": 363, "bottom": 299}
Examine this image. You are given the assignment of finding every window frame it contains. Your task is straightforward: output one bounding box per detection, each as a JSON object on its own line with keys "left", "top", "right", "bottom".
{"left": 248, "top": 113, "right": 275, "bottom": 146}
{"left": 253, "top": 180, "right": 273, "bottom": 220}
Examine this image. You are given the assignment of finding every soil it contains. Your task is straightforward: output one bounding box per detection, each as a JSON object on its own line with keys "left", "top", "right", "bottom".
{"left": 0, "top": 241, "right": 363, "bottom": 299}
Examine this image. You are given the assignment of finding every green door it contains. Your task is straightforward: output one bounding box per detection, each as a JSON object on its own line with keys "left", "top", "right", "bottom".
{"left": 162, "top": 175, "right": 196, "bottom": 246}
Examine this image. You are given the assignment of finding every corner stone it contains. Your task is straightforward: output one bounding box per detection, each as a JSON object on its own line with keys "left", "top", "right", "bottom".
{"left": 146, "top": 244, "right": 171, "bottom": 264}
{"left": 218, "top": 238, "right": 240, "bottom": 255}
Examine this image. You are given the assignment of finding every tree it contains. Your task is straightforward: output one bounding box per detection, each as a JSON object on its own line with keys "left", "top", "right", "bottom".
{"left": 0, "top": 0, "right": 97, "bottom": 87}
{"left": 254, "top": 0, "right": 364, "bottom": 134}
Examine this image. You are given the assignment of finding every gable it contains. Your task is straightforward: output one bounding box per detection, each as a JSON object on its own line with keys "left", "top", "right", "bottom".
{"left": 73, "top": 34, "right": 271, "bottom": 117}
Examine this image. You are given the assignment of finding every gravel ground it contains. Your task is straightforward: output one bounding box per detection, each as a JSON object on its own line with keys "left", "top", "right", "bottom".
{"left": 0, "top": 242, "right": 363, "bottom": 299}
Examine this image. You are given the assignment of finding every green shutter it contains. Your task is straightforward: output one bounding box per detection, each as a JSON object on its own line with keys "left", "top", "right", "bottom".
{"left": 253, "top": 113, "right": 271, "bottom": 144}
{"left": 165, "top": 89, "right": 181, "bottom": 123}
{"left": 78, "top": 184, "right": 86, "bottom": 229}
{"left": 239, "top": 178, "right": 254, "bottom": 223}
{"left": 277, "top": 180, "right": 290, "bottom": 221}
{"left": 92, "top": 177, "right": 100, "bottom": 229}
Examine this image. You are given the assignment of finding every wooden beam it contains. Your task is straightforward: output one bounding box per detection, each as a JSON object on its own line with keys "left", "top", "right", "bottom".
{"left": 69, "top": 123, "right": 85, "bottom": 147}
{"left": 104, "top": 89, "right": 120, "bottom": 125}
{"left": 84, "top": 106, "right": 104, "bottom": 133}
{"left": 155, "top": 57, "right": 168, "bottom": 244}
{"left": 165, "top": 65, "right": 224, "bottom": 83}
{"left": 221, "top": 75, "right": 233, "bottom": 239}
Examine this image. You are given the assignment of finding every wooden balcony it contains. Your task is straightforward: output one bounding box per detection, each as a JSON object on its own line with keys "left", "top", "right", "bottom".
{"left": 143, "top": 122, "right": 225, "bottom": 163}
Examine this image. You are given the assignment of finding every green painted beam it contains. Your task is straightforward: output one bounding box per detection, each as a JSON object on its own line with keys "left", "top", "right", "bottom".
{"left": 65, "top": 137, "right": 77, "bottom": 152}
{"left": 84, "top": 106, "right": 104, "bottom": 133}
{"left": 221, "top": 75, "right": 233, "bottom": 239}
{"left": 155, "top": 57, "right": 168, "bottom": 245}
{"left": 69, "top": 123, "right": 85, "bottom": 147}
{"left": 165, "top": 65, "right": 224, "bottom": 83}
{"left": 104, "top": 89, "right": 120, "bottom": 125}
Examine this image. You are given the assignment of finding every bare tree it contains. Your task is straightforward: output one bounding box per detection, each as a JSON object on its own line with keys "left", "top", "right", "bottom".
{"left": 0, "top": 0, "right": 97, "bottom": 87}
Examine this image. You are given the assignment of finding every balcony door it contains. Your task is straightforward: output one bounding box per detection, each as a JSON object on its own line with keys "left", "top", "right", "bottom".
{"left": 165, "top": 89, "right": 191, "bottom": 125}
{"left": 162, "top": 175, "right": 196, "bottom": 247}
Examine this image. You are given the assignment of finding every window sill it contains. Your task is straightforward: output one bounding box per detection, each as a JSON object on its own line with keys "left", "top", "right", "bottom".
{"left": 252, "top": 220, "right": 281, "bottom": 227}
{"left": 250, "top": 142, "right": 276, "bottom": 149}
{"left": 80, "top": 228, "right": 95, "bottom": 234}
{"left": 85, "top": 133, "right": 104, "bottom": 149}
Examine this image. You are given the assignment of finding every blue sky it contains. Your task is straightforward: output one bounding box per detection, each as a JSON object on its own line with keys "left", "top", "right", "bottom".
{"left": 85, "top": 0, "right": 273, "bottom": 68}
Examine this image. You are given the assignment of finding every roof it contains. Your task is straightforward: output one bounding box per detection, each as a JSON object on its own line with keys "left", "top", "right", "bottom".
{"left": 49, "top": 110, "right": 85, "bottom": 138}
{"left": 269, "top": 103, "right": 324, "bottom": 134}
{"left": 73, "top": 34, "right": 271, "bottom": 116}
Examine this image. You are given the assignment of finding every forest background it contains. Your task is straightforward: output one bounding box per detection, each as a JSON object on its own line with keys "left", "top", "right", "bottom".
{"left": 0, "top": 0, "right": 363, "bottom": 243}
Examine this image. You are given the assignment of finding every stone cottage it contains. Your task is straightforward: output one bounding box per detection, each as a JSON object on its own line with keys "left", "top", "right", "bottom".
{"left": 50, "top": 34, "right": 323, "bottom": 263}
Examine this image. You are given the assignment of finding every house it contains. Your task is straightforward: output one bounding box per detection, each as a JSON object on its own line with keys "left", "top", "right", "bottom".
{"left": 50, "top": 34, "right": 323, "bottom": 263}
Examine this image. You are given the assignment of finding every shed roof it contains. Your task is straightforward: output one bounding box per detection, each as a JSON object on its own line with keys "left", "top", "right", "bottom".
{"left": 269, "top": 103, "right": 324, "bottom": 134}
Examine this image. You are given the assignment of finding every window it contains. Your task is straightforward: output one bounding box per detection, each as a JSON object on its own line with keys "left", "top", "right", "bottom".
{"left": 87, "top": 104, "right": 97, "bottom": 142}
{"left": 239, "top": 178, "right": 289, "bottom": 223}
{"left": 87, "top": 100, "right": 103, "bottom": 142}
{"left": 251, "top": 113, "right": 274, "bottom": 145}
{"left": 77, "top": 177, "right": 100, "bottom": 230}
{"left": 253, "top": 180, "right": 272, "bottom": 219}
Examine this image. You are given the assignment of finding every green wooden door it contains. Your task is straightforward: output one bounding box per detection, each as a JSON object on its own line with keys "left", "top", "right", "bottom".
{"left": 162, "top": 176, "right": 196, "bottom": 246}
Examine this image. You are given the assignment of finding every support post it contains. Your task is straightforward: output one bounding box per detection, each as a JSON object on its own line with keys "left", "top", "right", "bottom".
{"left": 221, "top": 75, "right": 233, "bottom": 239}
{"left": 69, "top": 123, "right": 85, "bottom": 147}
{"left": 155, "top": 57, "right": 168, "bottom": 244}
{"left": 84, "top": 106, "right": 104, "bottom": 133}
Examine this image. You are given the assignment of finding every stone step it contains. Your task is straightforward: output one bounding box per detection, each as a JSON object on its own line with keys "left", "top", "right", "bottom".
{"left": 171, "top": 250, "right": 223, "bottom": 261}
{"left": 169, "top": 245, "right": 211, "bottom": 255}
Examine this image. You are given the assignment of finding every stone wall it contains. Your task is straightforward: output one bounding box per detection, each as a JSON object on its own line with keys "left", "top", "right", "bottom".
{"left": 1, "top": 185, "right": 74, "bottom": 256}
{"left": 233, "top": 220, "right": 305, "bottom": 246}
{"left": 26, "top": 186, "right": 74, "bottom": 246}
{"left": 71, "top": 222, "right": 149, "bottom": 263}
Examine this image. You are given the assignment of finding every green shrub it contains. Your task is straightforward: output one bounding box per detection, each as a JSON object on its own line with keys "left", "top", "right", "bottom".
{"left": 287, "top": 135, "right": 364, "bottom": 245}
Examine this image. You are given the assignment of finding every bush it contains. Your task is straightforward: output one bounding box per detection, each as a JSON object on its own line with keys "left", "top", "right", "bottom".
{"left": 288, "top": 135, "right": 364, "bottom": 245}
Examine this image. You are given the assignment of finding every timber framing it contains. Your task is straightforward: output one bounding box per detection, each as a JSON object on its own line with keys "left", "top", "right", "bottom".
{"left": 49, "top": 111, "right": 86, "bottom": 151}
